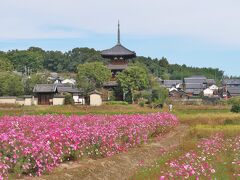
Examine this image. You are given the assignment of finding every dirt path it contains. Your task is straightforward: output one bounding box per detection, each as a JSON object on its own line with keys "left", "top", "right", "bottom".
{"left": 28, "top": 124, "right": 189, "bottom": 180}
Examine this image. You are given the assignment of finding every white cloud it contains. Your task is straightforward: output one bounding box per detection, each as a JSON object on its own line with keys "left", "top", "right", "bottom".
{"left": 1, "top": 0, "right": 240, "bottom": 47}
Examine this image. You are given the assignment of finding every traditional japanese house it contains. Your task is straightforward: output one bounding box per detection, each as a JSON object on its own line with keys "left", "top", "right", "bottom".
{"left": 184, "top": 76, "right": 207, "bottom": 86}
{"left": 185, "top": 83, "right": 204, "bottom": 96}
{"left": 33, "top": 84, "right": 83, "bottom": 105}
{"left": 222, "top": 79, "right": 240, "bottom": 97}
{"left": 184, "top": 76, "right": 207, "bottom": 96}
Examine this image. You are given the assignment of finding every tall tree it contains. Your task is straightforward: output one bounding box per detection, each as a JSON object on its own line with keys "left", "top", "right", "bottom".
{"left": 77, "top": 62, "right": 112, "bottom": 93}
{"left": 7, "top": 50, "right": 44, "bottom": 72}
{"left": 159, "top": 57, "right": 169, "bottom": 68}
{"left": 117, "top": 66, "right": 149, "bottom": 102}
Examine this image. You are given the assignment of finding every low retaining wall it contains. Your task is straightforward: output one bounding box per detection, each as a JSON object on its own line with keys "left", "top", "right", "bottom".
{"left": 0, "top": 96, "right": 34, "bottom": 106}
{"left": 0, "top": 97, "right": 17, "bottom": 104}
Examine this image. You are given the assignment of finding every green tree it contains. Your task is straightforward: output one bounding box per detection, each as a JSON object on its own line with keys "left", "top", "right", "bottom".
{"left": 0, "top": 58, "right": 14, "bottom": 71}
{"left": 149, "top": 76, "right": 168, "bottom": 107}
{"left": 64, "top": 93, "right": 74, "bottom": 105}
{"left": 77, "top": 62, "right": 112, "bottom": 93}
{"left": 159, "top": 57, "right": 169, "bottom": 68}
{"left": 7, "top": 50, "right": 44, "bottom": 72}
{"left": 24, "top": 73, "right": 49, "bottom": 95}
{"left": 117, "top": 66, "right": 149, "bottom": 103}
{"left": 66, "top": 48, "right": 106, "bottom": 72}
{"left": 0, "top": 72, "right": 24, "bottom": 96}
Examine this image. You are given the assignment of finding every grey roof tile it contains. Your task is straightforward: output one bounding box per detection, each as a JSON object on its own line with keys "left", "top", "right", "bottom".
{"left": 101, "top": 44, "right": 136, "bottom": 59}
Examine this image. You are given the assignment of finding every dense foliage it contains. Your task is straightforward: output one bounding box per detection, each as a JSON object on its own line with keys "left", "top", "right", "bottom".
{"left": 0, "top": 72, "right": 24, "bottom": 96}
{"left": 24, "top": 73, "right": 49, "bottom": 95}
{"left": 77, "top": 62, "right": 112, "bottom": 93}
{"left": 64, "top": 93, "right": 74, "bottom": 105}
{"left": 231, "top": 104, "right": 240, "bottom": 113}
{"left": 117, "top": 66, "right": 150, "bottom": 102}
{"left": 0, "top": 113, "right": 178, "bottom": 178}
{"left": 0, "top": 47, "right": 224, "bottom": 80}
{"left": 0, "top": 58, "right": 14, "bottom": 72}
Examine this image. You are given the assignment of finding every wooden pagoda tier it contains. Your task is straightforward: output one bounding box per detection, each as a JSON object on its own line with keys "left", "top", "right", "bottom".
{"left": 100, "top": 21, "right": 136, "bottom": 61}
{"left": 101, "top": 43, "right": 136, "bottom": 60}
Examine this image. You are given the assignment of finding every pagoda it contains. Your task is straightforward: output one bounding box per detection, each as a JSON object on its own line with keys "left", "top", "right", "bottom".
{"left": 101, "top": 21, "right": 136, "bottom": 80}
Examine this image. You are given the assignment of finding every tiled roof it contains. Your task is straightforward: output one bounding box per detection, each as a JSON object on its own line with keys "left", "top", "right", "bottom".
{"left": 228, "top": 87, "right": 240, "bottom": 96}
{"left": 185, "top": 83, "right": 204, "bottom": 89}
{"left": 222, "top": 79, "right": 240, "bottom": 85}
{"left": 163, "top": 80, "right": 183, "bottom": 88}
{"left": 33, "top": 84, "right": 82, "bottom": 94}
{"left": 101, "top": 44, "right": 136, "bottom": 59}
{"left": 206, "top": 79, "right": 215, "bottom": 85}
{"left": 184, "top": 77, "right": 207, "bottom": 84}
{"left": 88, "top": 90, "right": 103, "bottom": 95}
{"left": 33, "top": 84, "right": 57, "bottom": 93}
{"left": 0, "top": 96, "right": 17, "bottom": 99}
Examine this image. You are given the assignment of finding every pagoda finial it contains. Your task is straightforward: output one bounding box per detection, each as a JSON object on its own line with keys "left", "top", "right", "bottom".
{"left": 117, "top": 20, "right": 120, "bottom": 44}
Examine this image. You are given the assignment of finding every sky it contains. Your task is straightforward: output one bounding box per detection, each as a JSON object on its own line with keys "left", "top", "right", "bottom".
{"left": 0, "top": 0, "right": 240, "bottom": 76}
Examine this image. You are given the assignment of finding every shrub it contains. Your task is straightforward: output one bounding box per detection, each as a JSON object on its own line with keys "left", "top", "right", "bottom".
{"left": 151, "top": 87, "right": 168, "bottom": 106}
{"left": 231, "top": 103, "right": 240, "bottom": 113}
{"left": 64, "top": 93, "right": 74, "bottom": 105}
{"left": 106, "top": 101, "right": 128, "bottom": 105}
{"left": 105, "top": 101, "right": 128, "bottom": 105}
{"left": 227, "top": 97, "right": 240, "bottom": 105}
{"left": 139, "top": 101, "right": 145, "bottom": 107}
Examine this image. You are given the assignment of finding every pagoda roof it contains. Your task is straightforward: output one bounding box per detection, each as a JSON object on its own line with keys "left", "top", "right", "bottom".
{"left": 101, "top": 21, "right": 136, "bottom": 59}
{"left": 101, "top": 44, "right": 136, "bottom": 59}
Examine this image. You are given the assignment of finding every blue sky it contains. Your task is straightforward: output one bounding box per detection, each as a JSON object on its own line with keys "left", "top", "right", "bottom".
{"left": 0, "top": 0, "right": 240, "bottom": 76}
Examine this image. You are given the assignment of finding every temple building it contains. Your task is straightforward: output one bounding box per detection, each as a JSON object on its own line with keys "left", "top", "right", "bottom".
{"left": 100, "top": 22, "right": 136, "bottom": 100}
{"left": 101, "top": 21, "right": 136, "bottom": 80}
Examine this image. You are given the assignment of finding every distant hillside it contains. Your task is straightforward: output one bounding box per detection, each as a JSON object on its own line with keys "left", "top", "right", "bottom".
{"left": 0, "top": 47, "right": 224, "bottom": 80}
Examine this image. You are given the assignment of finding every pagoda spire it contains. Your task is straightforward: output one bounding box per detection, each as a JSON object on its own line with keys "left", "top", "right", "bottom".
{"left": 117, "top": 20, "right": 120, "bottom": 44}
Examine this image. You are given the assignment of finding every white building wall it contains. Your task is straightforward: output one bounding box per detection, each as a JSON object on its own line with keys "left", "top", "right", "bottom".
{"left": 90, "top": 94, "right": 102, "bottom": 106}
{"left": 0, "top": 98, "right": 16, "bottom": 104}
{"left": 53, "top": 97, "right": 65, "bottom": 105}
{"left": 24, "top": 98, "right": 32, "bottom": 106}
{"left": 204, "top": 88, "right": 214, "bottom": 97}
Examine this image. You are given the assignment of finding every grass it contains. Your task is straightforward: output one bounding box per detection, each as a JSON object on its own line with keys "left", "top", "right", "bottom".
{"left": 190, "top": 124, "right": 240, "bottom": 137}
{"left": 0, "top": 104, "right": 161, "bottom": 116}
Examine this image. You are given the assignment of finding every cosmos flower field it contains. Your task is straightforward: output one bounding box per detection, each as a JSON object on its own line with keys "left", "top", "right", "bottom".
{"left": 0, "top": 113, "right": 178, "bottom": 179}
{"left": 159, "top": 133, "right": 240, "bottom": 179}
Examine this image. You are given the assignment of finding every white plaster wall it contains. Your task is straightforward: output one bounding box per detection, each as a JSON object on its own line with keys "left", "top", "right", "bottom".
{"left": 16, "top": 100, "right": 25, "bottom": 105}
{"left": 0, "top": 98, "right": 16, "bottom": 104}
{"left": 53, "top": 97, "right": 65, "bottom": 105}
{"left": 24, "top": 98, "right": 32, "bottom": 106}
{"left": 204, "top": 89, "right": 214, "bottom": 97}
{"left": 90, "top": 94, "right": 102, "bottom": 106}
